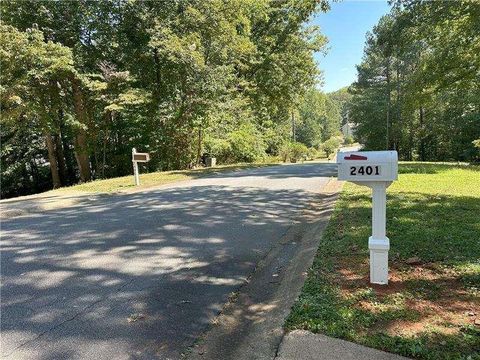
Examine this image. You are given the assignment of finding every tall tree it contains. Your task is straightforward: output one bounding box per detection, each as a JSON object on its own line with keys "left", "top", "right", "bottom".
{"left": 0, "top": 25, "right": 75, "bottom": 188}
{"left": 349, "top": 1, "right": 480, "bottom": 161}
{"left": 0, "top": 0, "right": 330, "bottom": 198}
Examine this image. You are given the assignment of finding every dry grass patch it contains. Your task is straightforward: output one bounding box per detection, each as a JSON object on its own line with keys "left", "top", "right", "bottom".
{"left": 337, "top": 259, "right": 479, "bottom": 338}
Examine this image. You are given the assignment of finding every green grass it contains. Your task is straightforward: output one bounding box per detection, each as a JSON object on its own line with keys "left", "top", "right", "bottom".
{"left": 285, "top": 163, "right": 480, "bottom": 360}
{"left": 46, "top": 162, "right": 278, "bottom": 195}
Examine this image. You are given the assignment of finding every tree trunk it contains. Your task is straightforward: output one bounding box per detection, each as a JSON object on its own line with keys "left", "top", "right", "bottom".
{"left": 71, "top": 77, "right": 91, "bottom": 182}
{"left": 153, "top": 48, "right": 162, "bottom": 100}
{"left": 386, "top": 58, "right": 391, "bottom": 150}
{"left": 45, "top": 133, "right": 61, "bottom": 189}
{"left": 60, "top": 124, "right": 76, "bottom": 184}
{"left": 29, "top": 160, "right": 40, "bottom": 193}
{"left": 102, "top": 131, "right": 107, "bottom": 178}
{"left": 196, "top": 127, "right": 202, "bottom": 165}
{"left": 73, "top": 132, "right": 90, "bottom": 182}
{"left": 54, "top": 132, "right": 67, "bottom": 185}
{"left": 419, "top": 107, "right": 426, "bottom": 161}
{"left": 291, "top": 111, "right": 296, "bottom": 142}
{"left": 101, "top": 110, "right": 112, "bottom": 178}
{"left": 395, "top": 60, "right": 402, "bottom": 152}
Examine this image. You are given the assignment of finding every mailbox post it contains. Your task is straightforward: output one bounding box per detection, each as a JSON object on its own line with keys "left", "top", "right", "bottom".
{"left": 131, "top": 148, "right": 150, "bottom": 186}
{"left": 337, "top": 151, "right": 398, "bottom": 285}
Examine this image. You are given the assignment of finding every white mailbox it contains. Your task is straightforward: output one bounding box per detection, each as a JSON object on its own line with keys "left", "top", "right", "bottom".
{"left": 337, "top": 150, "right": 398, "bottom": 285}
{"left": 337, "top": 151, "right": 398, "bottom": 182}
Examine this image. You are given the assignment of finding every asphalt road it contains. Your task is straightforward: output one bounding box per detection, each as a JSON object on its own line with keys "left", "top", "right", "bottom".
{"left": 1, "top": 162, "right": 337, "bottom": 360}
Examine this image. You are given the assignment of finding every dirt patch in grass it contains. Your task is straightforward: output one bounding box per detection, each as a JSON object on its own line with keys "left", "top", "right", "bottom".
{"left": 334, "top": 257, "right": 479, "bottom": 339}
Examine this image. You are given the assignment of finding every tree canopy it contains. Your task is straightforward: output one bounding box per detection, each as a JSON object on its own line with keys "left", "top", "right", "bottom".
{"left": 3, "top": 0, "right": 476, "bottom": 198}
{"left": 349, "top": 0, "right": 480, "bottom": 161}
{"left": 1, "top": 0, "right": 339, "bottom": 198}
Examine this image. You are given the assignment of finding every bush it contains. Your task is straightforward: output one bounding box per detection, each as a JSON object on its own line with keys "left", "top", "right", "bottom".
{"left": 307, "top": 147, "right": 319, "bottom": 160}
{"left": 321, "top": 137, "right": 340, "bottom": 159}
{"left": 204, "top": 138, "right": 231, "bottom": 162}
{"left": 228, "top": 124, "right": 266, "bottom": 162}
{"left": 279, "top": 142, "right": 309, "bottom": 163}
{"left": 472, "top": 139, "right": 480, "bottom": 163}
{"left": 279, "top": 143, "right": 291, "bottom": 162}
{"left": 204, "top": 123, "right": 266, "bottom": 163}
{"left": 290, "top": 142, "right": 308, "bottom": 162}
{"left": 344, "top": 135, "right": 354, "bottom": 145}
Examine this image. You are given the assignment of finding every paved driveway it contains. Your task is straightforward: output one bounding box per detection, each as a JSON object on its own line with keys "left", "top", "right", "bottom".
{"left": 1, "top": 162, "right": 336, "bottom": 359}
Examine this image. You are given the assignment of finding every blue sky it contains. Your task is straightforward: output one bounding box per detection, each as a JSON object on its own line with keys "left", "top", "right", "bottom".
{"left": 311, "top": 0, "right": 391, "bottom": 93}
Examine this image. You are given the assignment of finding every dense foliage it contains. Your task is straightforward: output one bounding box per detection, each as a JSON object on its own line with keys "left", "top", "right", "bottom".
{"left": 0, "top": 0, "right": 343, "bottom": 198}
{"left": 349, "top": 0, "right": 480, "bottom": 162}
{"left": 5, "top": 1, "right": 476, "bottom": 198}
{"left": 296, "top": 88, "right": 342, "bottom": 148}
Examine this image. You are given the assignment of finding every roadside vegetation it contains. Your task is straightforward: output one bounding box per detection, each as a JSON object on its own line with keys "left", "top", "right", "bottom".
{"left": 0, "top": 0, "right": 345, "bottom": 199}
{"left": 31, "top": 150, "right": 334, "bottom": 197}
{"left": 285, "top": 163, "right": 480, "bottom": 360}
{"left": 43, "top": 162, "right": 277, "bottom": 195}
{"left": 349, "top": 2, "right": 479, "bottom": 163}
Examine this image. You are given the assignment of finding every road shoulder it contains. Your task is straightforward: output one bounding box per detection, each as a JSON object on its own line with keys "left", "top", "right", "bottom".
{"left": 187, "top": 180, "right": 341, "bottom": 360}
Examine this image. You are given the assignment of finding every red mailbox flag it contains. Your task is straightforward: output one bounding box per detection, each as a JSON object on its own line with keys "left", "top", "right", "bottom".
{"left": 344, "top": 154, "right": 368, "bottom": 160}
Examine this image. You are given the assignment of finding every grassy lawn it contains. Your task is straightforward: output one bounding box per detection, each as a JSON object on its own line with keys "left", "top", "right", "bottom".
{"left": 46, "top": 162, "right": 278, "bottom": 195}
{"left": 285, "top": 163, "right": 480, "bottom": 360}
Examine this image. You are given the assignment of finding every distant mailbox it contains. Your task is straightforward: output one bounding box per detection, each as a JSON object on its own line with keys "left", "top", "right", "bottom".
{"left": 133, "top": 153, "right": 150, "bottom": 162}
{"left": 131, "top": 148, "right": 150, "bottom": 186}
{"left": 337, "top": 151, "right": 398, "bottom": 182}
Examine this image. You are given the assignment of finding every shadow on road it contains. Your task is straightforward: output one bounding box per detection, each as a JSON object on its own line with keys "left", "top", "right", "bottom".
{"left": 1, "top": 172, "right": 334, "bottom": 360}
{"left": 201, "top": 162, "right": 337, "bottom": 180}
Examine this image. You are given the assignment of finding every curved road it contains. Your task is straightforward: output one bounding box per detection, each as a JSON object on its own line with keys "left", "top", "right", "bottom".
{"left": 1, "top": 162, "right": 337, "bottom": 360}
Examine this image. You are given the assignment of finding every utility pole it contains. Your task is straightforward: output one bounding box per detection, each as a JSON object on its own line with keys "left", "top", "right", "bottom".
{"left": 291, "top": 111, "right": 296, "bottom": 142}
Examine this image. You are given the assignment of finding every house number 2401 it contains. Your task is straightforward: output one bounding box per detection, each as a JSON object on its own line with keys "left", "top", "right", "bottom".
{"left": 350, "top": 165, "right": 380, "bottom": 176}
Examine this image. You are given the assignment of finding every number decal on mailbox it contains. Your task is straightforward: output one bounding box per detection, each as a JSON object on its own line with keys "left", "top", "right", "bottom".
{"left": 349, "top": 166, "right": 380, "bottom": 176}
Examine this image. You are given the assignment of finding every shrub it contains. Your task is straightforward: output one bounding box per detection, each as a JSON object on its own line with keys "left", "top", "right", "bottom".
{"left": 228, "top": 124, "right": 266, "bottom": 162}
{"left": 290, "top": 142, "right": 309, "bottom": 163}
{"left": 307, "top": 147, "right": 319, "bottom": 160}
{"left": 279, "top": 142, "right": 309, "bottom": 163}
{"left": 279, "top": 143, "right": 291, "bottom": 162}
{"left": 205, "top": 123, "right": 266, "bottom": 163}
{"left": 472, "top": 139, "right": 480, "bottom": 163}
{"left": 344, "top": 135, "right": 354, "bottom": 145}
{"left": 321, "top": 137, "right": 340, "bottom": 159}
{"left": 204, "top": 138, "right": 231, "bottom": 162}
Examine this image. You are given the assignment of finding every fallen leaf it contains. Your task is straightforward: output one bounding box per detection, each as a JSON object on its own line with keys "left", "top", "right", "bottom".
{"left": 128, "top": 313, "right": 146, "bottom": 323}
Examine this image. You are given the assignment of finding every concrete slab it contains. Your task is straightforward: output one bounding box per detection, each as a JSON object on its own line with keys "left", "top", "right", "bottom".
{"left": 276, "top": 330, "right": 410, "bottom": 360}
